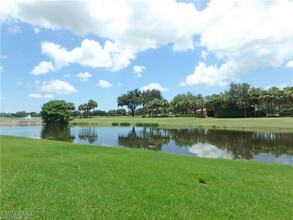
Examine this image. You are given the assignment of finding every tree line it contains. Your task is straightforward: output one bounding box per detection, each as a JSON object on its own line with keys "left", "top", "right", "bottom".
{"left": 8, "top": 82, "right": 291, "bottom": 125}
{"left": 117, "top": 83, "right": 293, "bottom": 118}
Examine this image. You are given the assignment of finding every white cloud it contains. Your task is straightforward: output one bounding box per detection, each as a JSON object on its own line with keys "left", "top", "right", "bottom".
{"left": 1, "top": 0, "right": 292, "bottom": 83}
{"left": 0, "top": 55, "right": 8, "bottom": 59}
{"left": 38, "top": 79, "right": 77, "bottom": 94}
{"left": 41, "top": 39, "right": 134, "bottom": 71}
{"left": 0, "top": 66, "right": 4, "bottom": 73}
{"left": 44, "top": 94, "right": 54, "bottom": 98}
{"left": 34, "top": 27, "right": 40, "bottom": 34}
{"left": 141, "top": 83, "right": 169, "bottom": 91}
{"left": 28, "top": 93, "right": 42, "bottom": 99}
{"left": 76, "top": 72, "right": 92, "bottom": 81}
{"left": 0, "top": 0, "right": 198, "bottom": 53}
{"left": 180, "top": 62, "right": 236, "bottom": 87}
{"left": 201, "top": 50, "right": 207, "bottom": 60}
{"left": 29, "top": 93, "right": 53, "bottom": 99}
{"left": 286, "top": 60, "right": 293, "bottom": 68}
{"left": 133, "top": 65, "right": 145, "bottom": 78}
{"left": 31, "top": 61, "right": 55, "bottom": 75}
{"left": 193, "top": 0, "right": 293, "bottom": 85}
{"left": 97, "top": 80, "right": 113, "bottom": 88}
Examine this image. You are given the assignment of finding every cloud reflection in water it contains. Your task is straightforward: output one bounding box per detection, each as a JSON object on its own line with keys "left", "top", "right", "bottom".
{"left": 188, "top": 142, "right": 233, "bottom": 159}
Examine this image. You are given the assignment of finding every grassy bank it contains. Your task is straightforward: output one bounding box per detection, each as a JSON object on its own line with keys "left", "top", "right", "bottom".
{"left": 1, "top": 136, "right": 292, "bottom": 219}
{"left": 71, "top": 116, "right": 293, "bottom": 132}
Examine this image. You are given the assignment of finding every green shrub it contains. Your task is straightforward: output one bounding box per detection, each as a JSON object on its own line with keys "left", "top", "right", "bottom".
{"left": 120, "top": 122, "right": 130, "bottom": 126}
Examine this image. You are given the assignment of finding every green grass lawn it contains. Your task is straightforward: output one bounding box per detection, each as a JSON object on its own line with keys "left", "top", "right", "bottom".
{"left": 71, "top": 116, "right": 293, "bottom": 132}
{"left": 1, "top": 136, "right": 292, "bottom": 219}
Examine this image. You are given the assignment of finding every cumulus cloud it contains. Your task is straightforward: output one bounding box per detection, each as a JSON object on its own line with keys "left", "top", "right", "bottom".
{"left": 31, "top": 61, "right": 55, "bottom": 75}
{"left": 29, "top": 93, "right": 53, "bottom": 99}
{"left": 0, "top": 0, "right": 198, "bottom": 52}
{"left": 201, "top": 50, "right": 207, "bottom": 60}
{"left": 187, "top": 0, "right": 293, "bottom": 86}
{"left": 133, "top": 65, "right": 145, "bottom": 78}
{"left": 286, "top": 60, "right": 293, "bottom": 68}
{"left": 76, "top": 72, "right": 92, "bottom": 81}
{"left": 40, "top": 39, "right": 134, "bottom": 71}
{"left": 29, "top": 93, "right": 42, "bottom": 99}
{"left": 97, "top": 80, "right": 113, "bottom": 88}
{"left": 38, "top": 79, "right": 77, "bottom": 94}
{"left": 0, "top": 65, "right": 4, "bottom": 73}
{"left": 1, "top": 0, "right": 292, "bottom": 84}
{"left": 180, "top": 62, "right": 236, "bottom": 87}
{"left": 141, "top": 83, "right": 169, "bottom": 91}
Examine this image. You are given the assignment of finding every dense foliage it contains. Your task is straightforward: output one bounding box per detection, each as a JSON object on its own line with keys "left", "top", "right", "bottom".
{"left": 117, "top": 89, "right": 143, "bottom": 117}
{"left": 4, "top": 83, "right": 293, "bottom": 119}
{"left": 40, "top": 100, "right": 75, "bottom": 125}
{"left": 78, "top": 99, "right": 98, "bottom": 118}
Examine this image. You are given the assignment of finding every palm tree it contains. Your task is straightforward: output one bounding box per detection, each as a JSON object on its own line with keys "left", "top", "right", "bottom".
{"left": 249, "top": 87, "right": 263, "bottom": 117}
{"left": 205, "top": 94, "right": 223, "bottom": 118}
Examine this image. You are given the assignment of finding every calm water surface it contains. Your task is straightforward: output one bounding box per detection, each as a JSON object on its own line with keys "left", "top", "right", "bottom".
{"left": 1, "top": 126, "right": 292, "bottom": 166}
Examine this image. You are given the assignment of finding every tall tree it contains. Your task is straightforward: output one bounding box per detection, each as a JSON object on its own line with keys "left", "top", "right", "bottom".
{"left": 205, "top": 94, "right": 224, "bottom": 118}
{"left": 146, "top": 98, "right": 169, "bottom": 116}
{"left": 88, "top": 99, "right": 98, "bottom": 112}
{"left": 41, "top": 100, "right": 75, "bottom": 125}
{"left": 249, "top": 87, "right": 263, "bottom": 117}
{"left": 226, "top": 83, "right": 251, "bottom": 117}
{"left": 117, "top": 89, "right": 142, "bottom": 117}
{"left": 78, "top": 103, "right": 89, "bottom": 117}
{"left": 171, "top": 92, "right": 197, "bottom": 115}
{"left": 141, "top": 89, "right": 163, "bottom": 106}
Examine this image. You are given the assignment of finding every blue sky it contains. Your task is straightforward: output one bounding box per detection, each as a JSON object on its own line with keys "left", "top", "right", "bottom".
{"left": 1, "top": 0, "right": 292, "bottom": 113}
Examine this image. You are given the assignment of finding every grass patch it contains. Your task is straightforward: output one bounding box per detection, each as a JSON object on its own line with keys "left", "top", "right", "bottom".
{"left": 70, "top": 116, "right": 293, "bottom": 132}
{"left": 1, "top": 136, "right": 292, "bottom": 219}
{"left": 111, "top": 122, "right": 119, "bottom": 126}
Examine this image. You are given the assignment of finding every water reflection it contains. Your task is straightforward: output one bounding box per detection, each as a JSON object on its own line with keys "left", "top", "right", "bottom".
{"left": 188, "top": 143, "right": 233, "bottom": 159}
{"left": 168, "top": 129, "right": 293, "bottom": 160}
{"left": 118, "top": 127, "right": 170, "bottom": 151}
{"left": 78, "top": 127, "right": 98, "bottom": 144}
{"left": 41, "top": 125, "right": 74, "bottom": 142}
{"left": 1, "top": 125, "right": 292, "bottom": 165}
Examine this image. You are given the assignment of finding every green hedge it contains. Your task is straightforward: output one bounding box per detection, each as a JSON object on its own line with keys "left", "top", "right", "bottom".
{"left": 217, "top": 108, "right": 254, "bottom": 118}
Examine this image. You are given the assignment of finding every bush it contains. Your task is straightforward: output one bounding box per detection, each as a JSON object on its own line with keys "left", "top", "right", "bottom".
{"left": 120, "top": 122, "right": 131, "bottom": 126}
{"left": 40, "top": 100, "right": 74, "bottom": 125}
{"left": 135, "top": 123, "right": 159, "bottom": 128}
{"left": 217, "top": 108, "right": 254, "bottom": 118}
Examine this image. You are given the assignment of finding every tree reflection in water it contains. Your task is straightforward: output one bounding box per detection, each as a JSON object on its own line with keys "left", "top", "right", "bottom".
{"left": 78, "top": 127, "right": 98, "bottom": 144}
{"left": 118, "top": 127, "right": 170, "bottom": 151}
{"left": 168, "top": 129, "right": 293, "bottom": 160}
{"left": 39, "top": 125, "right": 292, "bottom": 163}
{"left": 41, "top": 124, "right": 75, "bottom": 143}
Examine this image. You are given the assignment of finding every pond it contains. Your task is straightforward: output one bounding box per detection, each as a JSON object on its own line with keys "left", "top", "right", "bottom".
{"left": 1, "top": 125, "right": 292, "bottom": 166}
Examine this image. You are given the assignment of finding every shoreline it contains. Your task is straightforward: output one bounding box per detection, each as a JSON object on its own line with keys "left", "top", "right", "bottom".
{"left": 0, "top": 120, "right": 44, "bottom": 126}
